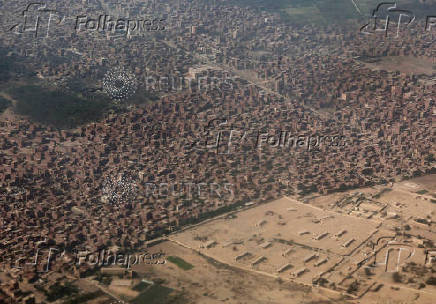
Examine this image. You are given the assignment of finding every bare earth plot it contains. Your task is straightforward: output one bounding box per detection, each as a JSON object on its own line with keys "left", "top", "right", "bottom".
{"left": 170, "top": 197, "right": 380, "bottom": 287}
{"left": 364, "top": 56, "right": 436, "bottom": 76}
{"left": 132, "top": 241, "right": 338, "bottom": 304}
{"left": 166, "top": 176, "right": 436, "bottom": 303}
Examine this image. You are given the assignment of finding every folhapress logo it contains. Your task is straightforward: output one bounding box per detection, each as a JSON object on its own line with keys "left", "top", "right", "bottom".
{"left": 7, "top": 2, "right": 167, "bottom": 40}
{"left": 9, "top": 2, "right": 65, "bottom": 38}
{"left": 360, "top": 2, "right": 435, "bottom": 37}
{"left": 75, "top": 15, "right": 166, "bottom": 38}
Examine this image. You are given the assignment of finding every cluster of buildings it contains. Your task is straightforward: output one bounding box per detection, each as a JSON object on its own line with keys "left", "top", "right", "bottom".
{"left": 0, "top": 0, "right": 434, "bottom": 302}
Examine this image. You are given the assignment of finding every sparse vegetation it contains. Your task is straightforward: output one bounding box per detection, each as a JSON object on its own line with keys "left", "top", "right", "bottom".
{"left": 0, "top": 47, "right": 17, "bottom": 83}
{"left": 95, "top": 272, "right": 113, "bottom": 286}
{"left": 63, "top": 290, "right": 104, "bottom": 304}
{"left": 133, "top": 281, "right": 151, "bottom": 292}
{"left": 0, "top": 96, "right": 11, "bottom": 113}
{"left": 44, "top": 282, "right": 78, "bottom": 302}
{"left": 373, "top": 188, "right": 392, "bottom": 199}
{"left": 193, "top": 235, "right": 208, "bottom": 242}
{"left": 9, "top": 85, "right": 111, "bottom": 129}
{"left": 392, "top": 272, "right": 402, "bottom": 283}
{"left": 364, "top": 267, "right": 373, "bottom": 276}
{"left": 314, "top": 277, "right": 329, "bottom": 286}
{"left": 131, "top": 284, "right": 175, "bottom": 304}
{"left": 416, "top": 189, "right": 428, "bottom": 195}
{"left": 347, "top": 280, "right": 359, "bottom": 294}
{"left": 423, "top": 240, "right": 434, "bottom": 248}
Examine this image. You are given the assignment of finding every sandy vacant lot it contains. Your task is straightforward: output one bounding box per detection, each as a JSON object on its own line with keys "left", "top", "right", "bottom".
{"left": 132, "top": 240, "right": 345, "bottom": 304}
{"left": 158, "top": 175, "right": 436, "bottom": 303}
{"left": 170, "top": 197, "right": 380, "bottom": 285}
{"left": 364, "top": 56, "right": 435, "bottom": 76}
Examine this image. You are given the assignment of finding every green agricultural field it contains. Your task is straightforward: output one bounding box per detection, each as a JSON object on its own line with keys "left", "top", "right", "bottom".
{"left": 166, "top": 256, "right": 194, "bottom": 270}
{"left": 229, "top": 0, "right": 430, "bottom": 25}
{"left": 63, "top": 290, "right": 104, "bottom": 304}
{"left": 132, "top": 285, "right": 173, "bottom": 304}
